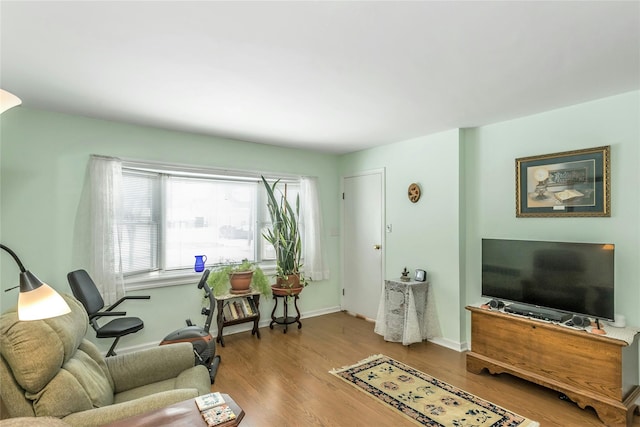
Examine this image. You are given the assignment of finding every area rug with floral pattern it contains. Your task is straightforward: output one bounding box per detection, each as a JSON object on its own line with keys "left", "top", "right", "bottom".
{"left": 329, "top": 354, "right": 539, "bottom": 427}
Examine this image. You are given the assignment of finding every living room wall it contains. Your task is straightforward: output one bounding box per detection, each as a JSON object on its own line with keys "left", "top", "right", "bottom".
{"left": 464, "top": 90, "right": 640, "bottom": 339}
{"left": 339, "top": 90, "right": 639, "bottom": 353}
{"left": 1, "top": 90, "right": 637, "bottom": 356}
{"left": 338, "top": 129, "right": 464, "bottom": 349}
{"left": 0, "top": 108, "right": 342, "bottom": 353}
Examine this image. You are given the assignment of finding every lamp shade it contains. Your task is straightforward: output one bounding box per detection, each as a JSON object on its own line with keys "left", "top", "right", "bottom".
{"left": 0, "top": 89, "right": 22, "bottom": 114}
{"left": 1, "top": 244, "right": 71, "bottom": 321}
{"left": 18, "top": 277, "right": 71, "bottom": 321}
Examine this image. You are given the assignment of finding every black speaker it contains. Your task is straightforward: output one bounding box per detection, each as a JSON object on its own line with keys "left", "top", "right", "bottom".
{"left": 488, "top": 299, "right": 505, "bottom": 310}
{"left": 571, "top": 315, "right": 590, "bottom": 327}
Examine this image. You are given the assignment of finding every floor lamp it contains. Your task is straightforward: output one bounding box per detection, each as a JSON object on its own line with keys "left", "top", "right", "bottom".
{"left": 0, "top": 93, "right": 63, "bottom": 320}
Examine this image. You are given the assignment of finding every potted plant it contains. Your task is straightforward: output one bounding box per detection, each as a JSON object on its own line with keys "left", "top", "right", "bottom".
{"left": 261, "top": 176, "right": 307, "bottom": 295}
{"left": 207, "top": 259, "right": 271, "bottom": 298}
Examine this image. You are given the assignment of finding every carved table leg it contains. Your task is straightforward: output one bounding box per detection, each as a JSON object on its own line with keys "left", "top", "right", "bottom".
{"left": 293, "top": 294, "right": 302, "bottom": 329}
{"left": 269, "top": 294, "right": 278, "bottom": 329}
{"left": 216, "top": 299, "right": 225, "bottom": 347}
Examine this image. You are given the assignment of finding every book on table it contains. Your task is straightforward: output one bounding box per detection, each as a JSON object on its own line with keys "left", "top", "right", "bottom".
{"left": 241, "top": 298, "right": 253, "bottom": 315}
{"left": 201, "top": 403, "right": 237, "bottom": 426}
{"left": 235, "top": 300, "right": 247, "bottom": 317}
{"left": 246, "top": 296, "right": 258, "bottom": 314}
{"left": 223, "top": 304, "right": 234, "bottom": 321}
{"left": 195, "top": 392, "right": 237, "bottom": 426}
{"left": 234, "top": 300, "right": 247, "bottom": 318}
{"left": 195, "top": 392, "right": 225, "bottom": 411}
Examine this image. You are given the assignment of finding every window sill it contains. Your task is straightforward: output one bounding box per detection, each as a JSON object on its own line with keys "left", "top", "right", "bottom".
{"left": 125, "top": 270, "right": 201, "bottom": 290}
{"left": 125, "top": 264, "right": 278, "bottom": 291}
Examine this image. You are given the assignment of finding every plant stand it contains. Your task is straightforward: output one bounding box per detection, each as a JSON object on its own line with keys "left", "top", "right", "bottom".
{"left": 215, "top": 292, "right": 261, "bottom": 347}
{"left": 269, "top": 293, "right": 302, "bottom": 333}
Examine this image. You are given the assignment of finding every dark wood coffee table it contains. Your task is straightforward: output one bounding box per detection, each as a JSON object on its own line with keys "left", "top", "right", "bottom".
{"left": 103, "top": 393, "right": 244, "bottom": 427}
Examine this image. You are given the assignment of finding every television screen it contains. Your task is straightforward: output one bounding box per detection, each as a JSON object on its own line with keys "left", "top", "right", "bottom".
{"left": 481, "top": 238, "right": 614, "bottom": 320}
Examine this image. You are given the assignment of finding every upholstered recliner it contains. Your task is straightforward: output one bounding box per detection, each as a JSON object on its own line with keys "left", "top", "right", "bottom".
{"left": 0, "top": 293, "right": 210, "bottom": 426}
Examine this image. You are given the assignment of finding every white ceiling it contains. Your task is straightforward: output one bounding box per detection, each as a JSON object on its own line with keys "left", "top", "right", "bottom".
{"left": 1, "top": 1, "right": 638, "bottom": 154}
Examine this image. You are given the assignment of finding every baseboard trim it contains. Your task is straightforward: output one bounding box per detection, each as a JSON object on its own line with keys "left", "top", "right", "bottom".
{"left": 342, "top": 310, "right": 376, "bottom": 322}
{"left": 114, "top": 305, "right": 343, "bottom": 355}
{"left": 111, "top": 307, "right": 467, "bottom": 355}
{"left": 341, "top": 310, "right": 466, "bottom": 353}
{"left": 429, "top": 336, "right": 467, "bottom": 352}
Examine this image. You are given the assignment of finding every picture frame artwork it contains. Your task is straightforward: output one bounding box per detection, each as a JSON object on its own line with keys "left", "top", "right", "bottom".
{"left": 414, "top": 269, "right": 426, "bottom": 282}
{"left": 516, "top": 146, "right": 610, "bottom": 217}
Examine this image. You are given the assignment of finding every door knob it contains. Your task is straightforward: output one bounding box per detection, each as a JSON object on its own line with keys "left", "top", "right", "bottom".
{"left": 373, "top": 244, "right": 381, "bottom": 250}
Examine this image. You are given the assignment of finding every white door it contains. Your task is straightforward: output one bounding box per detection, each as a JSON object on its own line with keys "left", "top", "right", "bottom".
{"left": 342, "top": 170, "right": 384, "bottom": 320}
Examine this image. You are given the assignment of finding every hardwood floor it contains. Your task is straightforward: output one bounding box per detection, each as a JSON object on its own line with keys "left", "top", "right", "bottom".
{"left": 212, "top": 312, "right": 639, "bottom": 427}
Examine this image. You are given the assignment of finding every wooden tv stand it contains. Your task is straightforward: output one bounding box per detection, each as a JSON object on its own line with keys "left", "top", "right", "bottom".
{"left": 466, "top": 306, "right": 640, "bottom": 427}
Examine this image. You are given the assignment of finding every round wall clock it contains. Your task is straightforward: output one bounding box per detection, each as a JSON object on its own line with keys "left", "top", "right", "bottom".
{"left": 408, "top": 183, "right": 421, "bottom": 203}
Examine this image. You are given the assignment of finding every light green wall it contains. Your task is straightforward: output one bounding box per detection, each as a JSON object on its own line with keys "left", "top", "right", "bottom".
{"left": 340, "top": 91, "right": 640, "bottom": 349}
{"left": 0, "top": 108, "right": 341, "bottom": 353}
{"left": 339, "top": 129, "right": 464, "bottom": 344}
{"left": 464, "top": 91, "right": 640, "bottom": 337}
{"left": 2, "top": 90, "right": 638, "bottom": 354}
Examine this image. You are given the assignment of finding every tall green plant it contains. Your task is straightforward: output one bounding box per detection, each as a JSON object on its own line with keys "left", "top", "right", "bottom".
{"left": 261, "top": 176, "right": 305, "bottom": 287}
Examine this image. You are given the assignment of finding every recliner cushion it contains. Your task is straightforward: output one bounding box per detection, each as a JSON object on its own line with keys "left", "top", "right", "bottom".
{"left": 0, "top": 295, "right": 114, "bottom": 418}
{"left": 27, "top": 368, "right": 93, "bottom": 417}
{"left": 0, "top": 295, "right": 86, "bottom": 392}
{"left": 28, "top": 347, "right": 114, "bottom": 417}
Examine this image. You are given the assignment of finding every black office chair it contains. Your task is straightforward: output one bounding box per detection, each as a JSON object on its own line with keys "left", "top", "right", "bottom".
{"left": 67, "top": 269, "right": 150, "bottom": 356}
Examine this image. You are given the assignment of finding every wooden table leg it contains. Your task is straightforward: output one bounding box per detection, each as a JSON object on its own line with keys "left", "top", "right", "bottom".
{"left": 216, "top": 299, "right": 225, "bottom": 347}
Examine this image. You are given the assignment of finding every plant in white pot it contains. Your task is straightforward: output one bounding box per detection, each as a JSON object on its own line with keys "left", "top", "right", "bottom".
{"left": 261, "top": 176, "right": 307, "bottom": 295}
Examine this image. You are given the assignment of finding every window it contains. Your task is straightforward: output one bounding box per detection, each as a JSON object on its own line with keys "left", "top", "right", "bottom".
{"left": 121, "top": 164, "right": 300, "bottom": 287}
{"left": 121, "top": 170, "right": 160, "bottom": 275}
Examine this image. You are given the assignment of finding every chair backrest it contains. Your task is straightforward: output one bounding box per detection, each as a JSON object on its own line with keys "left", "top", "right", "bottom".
{"left": 0, "top": 294, "right": 114, "bottom": 419}
{"left": 67, "top": 269, "right": 105, "bottom": 316}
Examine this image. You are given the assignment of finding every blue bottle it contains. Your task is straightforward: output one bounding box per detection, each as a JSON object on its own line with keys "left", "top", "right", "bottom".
{"left": 194, "top": 255, "right": 207, "bottom": 272}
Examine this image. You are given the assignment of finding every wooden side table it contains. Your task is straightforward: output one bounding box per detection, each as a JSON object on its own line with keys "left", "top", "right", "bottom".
{"left": 269, "top": 293, "right": 302, "bottom": 333}
{"left": 215, "top": 292, "right": 261, "bottom": 347}
{"left": 103, "top": 393, "right": 244, "bottom": 426}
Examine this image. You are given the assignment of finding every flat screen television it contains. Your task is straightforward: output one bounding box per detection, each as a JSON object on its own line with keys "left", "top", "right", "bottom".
{"left": 481, "top": 238, "right": 614, "bottom": 320}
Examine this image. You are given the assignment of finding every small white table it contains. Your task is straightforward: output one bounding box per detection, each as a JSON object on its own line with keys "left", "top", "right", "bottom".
{"left": 374, "top": 279, "right": 438, "bottom": 345}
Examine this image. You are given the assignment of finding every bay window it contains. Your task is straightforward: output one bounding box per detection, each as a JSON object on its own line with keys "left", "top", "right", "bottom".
{"left": 121, "top": 162, "right": 300, "bottom": 289}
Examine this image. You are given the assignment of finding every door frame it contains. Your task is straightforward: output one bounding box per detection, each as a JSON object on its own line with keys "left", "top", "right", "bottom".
{"left": 340, "top": 168, "right": 386, "bottom": 316}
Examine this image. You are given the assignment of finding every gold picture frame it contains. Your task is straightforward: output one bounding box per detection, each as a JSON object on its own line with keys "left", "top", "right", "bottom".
{"left": 516, "top": 146, "right": 610, "bottom": 217}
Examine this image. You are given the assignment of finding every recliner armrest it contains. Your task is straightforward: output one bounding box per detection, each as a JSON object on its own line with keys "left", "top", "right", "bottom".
{"left": 106, "top": 342, "right": 196, "bottom": 393}
{"left": 61, "top": 389, "right": 199, "bottom": 427}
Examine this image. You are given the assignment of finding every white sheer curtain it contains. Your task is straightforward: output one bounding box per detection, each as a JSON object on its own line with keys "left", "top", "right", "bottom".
{"left": 300, "top": 177, "right": 330, "bottom": 281}
{"left": 74, "top": 155, "right": 124, "bottom": 305}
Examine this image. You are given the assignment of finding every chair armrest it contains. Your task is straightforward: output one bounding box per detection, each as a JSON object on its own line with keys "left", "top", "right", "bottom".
{"left": 88, "top": 311, "right": 126, "bottom": 320}
{"left": 107, "top": 296, "right": 150, "bottom": 311}
{"left": 106, "top": 342, "right": 196, "bottom": 393}
{"left": 61, "top": 389, "right": 199, "bottom": 427}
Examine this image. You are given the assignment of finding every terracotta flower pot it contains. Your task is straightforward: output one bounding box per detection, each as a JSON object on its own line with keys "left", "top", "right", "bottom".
{"left": 271, "top": 274, "right": 303, "bottom": 296}
{"left": 271, "top": 284, "right": 303, "bottom": 296}
{"left": 229, "top": 271, "right": 253, "bottom": 294}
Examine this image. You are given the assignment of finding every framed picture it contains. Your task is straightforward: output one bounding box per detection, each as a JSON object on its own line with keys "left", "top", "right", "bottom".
{"left": 516, "top": 146, "right": 610, "bottom": 217}
{"left": 414, "top": 269, "right": 426, "bottom": 282}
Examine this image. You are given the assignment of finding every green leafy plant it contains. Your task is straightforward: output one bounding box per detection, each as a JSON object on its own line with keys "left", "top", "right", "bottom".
{"left": 261, "top": 175, "right": 306, "bottom": 289}
{"left": 206, "top": 259, "right": 271, "bottom": 297}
